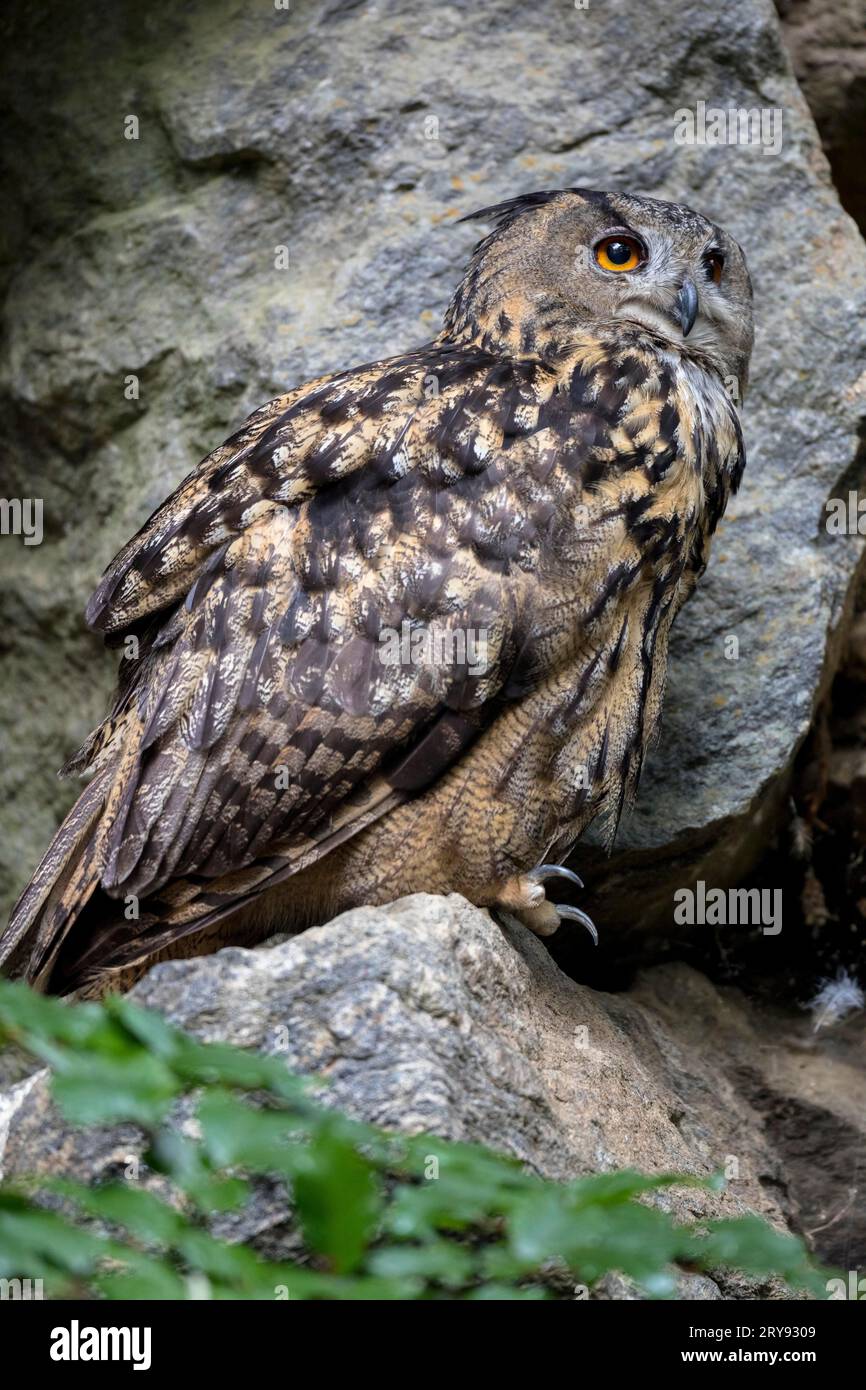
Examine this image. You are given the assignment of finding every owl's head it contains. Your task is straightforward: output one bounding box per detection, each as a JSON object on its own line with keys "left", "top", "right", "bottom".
{"left": 445, "top": 188, "right": 754, "bottom": 395}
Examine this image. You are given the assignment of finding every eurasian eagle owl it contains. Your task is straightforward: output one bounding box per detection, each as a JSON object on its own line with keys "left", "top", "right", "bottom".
{"left": 1, "top": 188, "right": 753, "bottom": 995}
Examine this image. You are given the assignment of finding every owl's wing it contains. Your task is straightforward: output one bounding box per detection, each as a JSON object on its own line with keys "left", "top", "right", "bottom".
{"left": 6, "top": 341, "right": 571, "bottom": 987}
{"left": 71, "top": 343, "right": 553, "bottom": 913}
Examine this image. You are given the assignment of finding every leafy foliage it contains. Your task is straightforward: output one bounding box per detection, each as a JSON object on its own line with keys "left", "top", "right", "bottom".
{"left": 0, "top": 981, "right": 828, "bottom": 1300}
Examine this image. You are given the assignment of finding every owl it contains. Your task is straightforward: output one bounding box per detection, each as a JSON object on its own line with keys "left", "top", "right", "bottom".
{"left": 1, "top": 189, "right": 753, "bottom": 997}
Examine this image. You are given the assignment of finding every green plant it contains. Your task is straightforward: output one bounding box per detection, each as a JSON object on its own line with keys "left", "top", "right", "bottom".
{"left": 0, "top": 980, "right": 828, "bottom": 1300}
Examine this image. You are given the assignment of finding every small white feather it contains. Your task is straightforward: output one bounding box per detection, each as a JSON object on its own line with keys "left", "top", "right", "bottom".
{"left": 808, "top": 969, "right": 864, "bottom": 1032}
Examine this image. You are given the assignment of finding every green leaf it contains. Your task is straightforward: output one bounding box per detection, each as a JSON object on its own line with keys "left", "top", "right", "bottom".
{"left": 51, "top": 1051, "right": 180, "bottom": 1126}
{"left": 508, "top": 1189, "right": 685, "bottom": 1283}
{"left": 292, "top": 1126, "right": 382, "bottom": 1274}
{"left": 368, "top": 1240, "right": 476, "bottom": 1287}
{"left": 467, "top": 1283, "right": 549, "bottom": 1300}
{"left": 47, "top": 1179, "right": 185, "bottom": 1246}
{"left": 566, "top": 1169, "right": 710, "bottom": 1207}
{"left": 0, "top": 980, "right": 106, "bottom": 1048}
{"left": 198, "top": 1090, "right": 310, "bottom": 1173}
{"left": 176, "top": 1227, "right": 275, "bottom": 1286}
{"left": 94, "top": 1254, "right": 191, "bottom": 1301}
{"left": 108, "top": 997, "right": 316, "bottom": 1102}
{"left": 692, "top": 1216, "right": 828, "bottom": 1294}
{"left": 0, "top": 1205, "right": 109, "bottom": 1274}
{"left": 146, "top": 1128, "right": 249, "bottom": 1213}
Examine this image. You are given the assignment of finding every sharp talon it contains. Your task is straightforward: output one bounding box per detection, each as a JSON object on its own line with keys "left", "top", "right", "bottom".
{"left": 529, "top": 863, "right": 584, "bottom": 890}
{"left": 555, "top": 903, "right": 599, "bottom": 946}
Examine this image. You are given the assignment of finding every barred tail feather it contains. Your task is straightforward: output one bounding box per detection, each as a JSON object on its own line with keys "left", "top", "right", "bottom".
{"left": 0, "top": 764, "right": 115, "bottom": 990}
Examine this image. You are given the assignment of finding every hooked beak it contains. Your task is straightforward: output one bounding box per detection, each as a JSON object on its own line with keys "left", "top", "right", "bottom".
{"left": 673, "top": 277, "right": 699, "bottom": 337}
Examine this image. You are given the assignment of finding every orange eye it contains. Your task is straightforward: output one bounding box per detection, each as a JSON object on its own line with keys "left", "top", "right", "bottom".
{"left": 594, "top": 236, "right": 644, "bottom": 273}
{"left": 705, "top": 251, "right": 724, "bottom": 285}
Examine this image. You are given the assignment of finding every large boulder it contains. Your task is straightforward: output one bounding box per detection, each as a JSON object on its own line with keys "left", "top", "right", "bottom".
{"left": 1, "top": 0, "right": 865, "bottom": 931}
{"left": 2, "top": 895, "right": 862, "bottom": 1293}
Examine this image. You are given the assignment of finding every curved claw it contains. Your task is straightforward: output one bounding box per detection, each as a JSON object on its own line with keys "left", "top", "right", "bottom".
{"left": 529, "top": 862, "right": 584, "bottom": 890}
{"left": 555, "top": 903, "right": 599, "bottom": 946}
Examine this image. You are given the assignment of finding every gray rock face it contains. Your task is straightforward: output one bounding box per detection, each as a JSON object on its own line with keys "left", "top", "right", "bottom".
{"left": 1, "top": 0, "right": 865, "bottom": 930}
{"left": 2, "top": 895, "right": 862, "bottom": 1294}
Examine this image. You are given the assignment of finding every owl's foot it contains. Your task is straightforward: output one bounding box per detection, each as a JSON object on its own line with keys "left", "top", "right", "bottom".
{"left": 494, "top": 864, "right": 598, "bottom": 943}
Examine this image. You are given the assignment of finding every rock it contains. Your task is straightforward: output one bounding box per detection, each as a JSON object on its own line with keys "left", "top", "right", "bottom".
{"left": 1, "top": 0, "right": 865, "bottom": 930}
{"left": 777, "top": 0, "right": 866, "bottom": 232}
{"left": 2, "top": 894, "right": 862, "bottom": 1293}
{"left": 594, "top": 1270, "right": 723, "bottom": 1301}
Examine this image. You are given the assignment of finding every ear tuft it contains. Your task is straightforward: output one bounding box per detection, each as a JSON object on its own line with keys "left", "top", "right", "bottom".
{"left": 457, "top": 190, "right": 570, "bottom": 227}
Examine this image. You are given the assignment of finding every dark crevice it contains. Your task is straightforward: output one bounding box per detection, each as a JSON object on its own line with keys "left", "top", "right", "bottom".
{"left": 777, "top": 0, "right": 866, "bottom": 236}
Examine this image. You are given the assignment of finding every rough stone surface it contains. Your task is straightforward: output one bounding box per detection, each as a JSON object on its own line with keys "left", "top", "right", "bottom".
{"left": 2, "top": 895, "right": 863, "bottom": 1295}
{"left": 1, "top": 0, "right": 866, "bottom": 930}
{"left": 777, "top": 0, "right": 866, "bottom": 231}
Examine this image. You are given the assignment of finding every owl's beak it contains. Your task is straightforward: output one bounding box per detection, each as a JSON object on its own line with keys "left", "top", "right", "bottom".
{"left": 673, "top": 277, "right": 699, "bottom": 337}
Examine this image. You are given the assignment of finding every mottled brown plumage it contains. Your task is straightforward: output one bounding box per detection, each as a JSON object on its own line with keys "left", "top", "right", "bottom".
{"left": 1, "top": 189, "right": 753, "bottom": 995}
